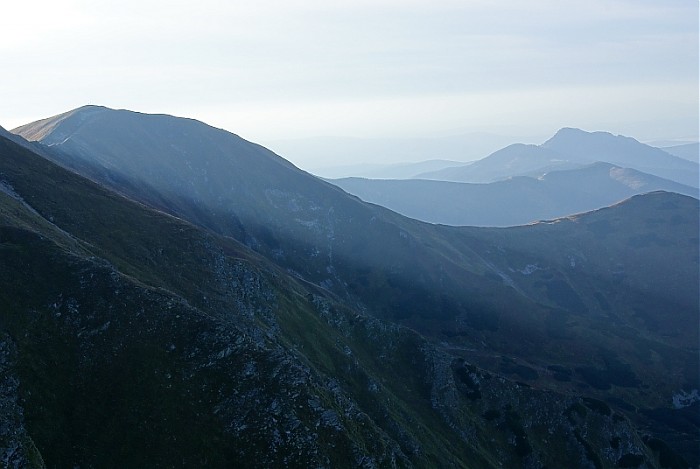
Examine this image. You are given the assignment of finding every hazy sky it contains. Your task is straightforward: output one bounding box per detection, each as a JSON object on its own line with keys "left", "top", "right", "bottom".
{"left": 2, "top": 0, "right": 698, "bottom": 158}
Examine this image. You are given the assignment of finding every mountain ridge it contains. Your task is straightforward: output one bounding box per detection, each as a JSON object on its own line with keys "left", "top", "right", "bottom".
{"left": 416, "top": 127, "right": 699, "bottom": 188}
{"left": 329, "top": 162, "right": 697, "bottom": 226}
{"left": 7, "top": 106, "right": 699, "bottom": 466}
{"left": 2, "top": 127, "right": 678, "bottom": 468}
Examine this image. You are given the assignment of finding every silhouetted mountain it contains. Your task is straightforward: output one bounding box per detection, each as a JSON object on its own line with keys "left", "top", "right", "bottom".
{"left": 416, "top": 129, "right": 699, "bottom": 188}
{"left": 9, "top": 107, "right": 699, "bottom": 467}
{"left": 329, "top": 162, "right": 698, "bottom": 226}
{"left": 417, "top": 143, "right": 577, "bottom": 183}
{"left": 542, "top": 128, "right": 698, "bottom": 187}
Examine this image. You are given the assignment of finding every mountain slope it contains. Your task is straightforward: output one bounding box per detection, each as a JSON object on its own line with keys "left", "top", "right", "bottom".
{"left": 11, "top": 107, "right": 700, "bottom": 466}
{"left": 542, "top": 128, "right": 699, "bottom": 187}
{"left": 417, "top": 143, "right": 577, "bottom": 183}
{"left": 330, "top": 162, "right": 697, "bottom": 226}
{"left": 415, "top": 128, "right": 699, "bottom": 188}
{"left": 0, "top": 125, "right": 671, "bottom": 468}
{"left": 13, "top": 107, "right": 698, "bottom": 362}
{"left": 12, "top": 106, "right": 536, "bottom": 331}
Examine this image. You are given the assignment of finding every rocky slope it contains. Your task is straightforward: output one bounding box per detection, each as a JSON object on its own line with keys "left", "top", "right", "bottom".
{"left": 7, "top": 108, "right": 700, "bottom": 466}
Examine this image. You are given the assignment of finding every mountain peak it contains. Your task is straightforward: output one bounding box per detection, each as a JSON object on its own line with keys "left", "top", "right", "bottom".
{"left": 71, "top": 104, "right": 110, "bottom": 113}
{"left": 539, "top": 127, "right": 698, "bottom": 187}
{"left": 68, "top": 104, "right": 112, "bottom": 120}
{"left": 552, "top": 126, "right": 588, "bottom": 136}
{"left": 544, "top": 127, "right": 626, "bottom": 145}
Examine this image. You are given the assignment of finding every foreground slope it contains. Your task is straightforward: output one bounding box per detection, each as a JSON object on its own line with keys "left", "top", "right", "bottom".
{"left": 329, "top": 162, "right": 697, "bottom": 226}
{"left": 12, "top": 109, "right": 700, "bottom": 466}
{"left": 2, "top": 130, "right": 679, "bottom": 468}
{"left": 12, "top": 106, "right": 538, "bottom": 333}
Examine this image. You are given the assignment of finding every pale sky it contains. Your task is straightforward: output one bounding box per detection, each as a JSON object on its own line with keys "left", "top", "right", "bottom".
{"left": 2, "top": 0, "right": 698, "bottom": 166}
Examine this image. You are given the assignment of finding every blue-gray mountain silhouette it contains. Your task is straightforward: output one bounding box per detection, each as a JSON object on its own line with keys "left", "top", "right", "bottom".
{"left": 329, "top": 162, "right": 697, "bottom": 226}
{"left": 418, "top": 128, "right": 698, "bottom": 188}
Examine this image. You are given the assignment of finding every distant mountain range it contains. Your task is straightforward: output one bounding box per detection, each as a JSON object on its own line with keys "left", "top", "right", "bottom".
{"left": 327, "top": 127, "right": 698, "bottom": 227}
{"left": 417, "top": 128, "right": 699, "bottom": 188}
{"left": 329, "top": 162, "right": 698, "bottom": 226}
{"left": 3, "top": 107, "right": 698, "bottom": 467}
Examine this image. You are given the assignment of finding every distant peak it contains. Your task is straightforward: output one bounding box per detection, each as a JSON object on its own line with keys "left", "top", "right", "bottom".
{"left": 549, "top": 127, "right": 597, "bottom": 139}
{"left": 542, "top": 128, "right": 643, "bottom": 148}
{"left": 72, "top": 104, "right": 111, "bottom": 113}
{"left": 555, "top": 127, "right": 586, "bottom": 135}
{"left": 584, "top": 161, "right": 617, "bottom": 169}
{"left": 75, "top": 104, "right": 108, "bottom": 110}
{"left": 64, "top": 104, "right": 111, "bottom": 121}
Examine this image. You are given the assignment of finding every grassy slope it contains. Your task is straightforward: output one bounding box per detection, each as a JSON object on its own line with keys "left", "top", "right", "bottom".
{"left": 0, "top": 128, "right": 669, "bottom": 467}
{"left": 0, "top": 130, "right": 493, "bottom": 467}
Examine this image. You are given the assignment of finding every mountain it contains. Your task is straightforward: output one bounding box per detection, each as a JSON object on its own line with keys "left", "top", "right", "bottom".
{"left": 2, "top": 130, "right": 503, "bottom": 467}
{"left": 541, "top": 128, "right": 699, "bottom": 187}
{"left": 15, "top": 105, "right": 534, "bottom": 328}
{"left": 328, "top": 162, "right": 698, "bottom": 226}
{"left": 1, "top": 121, "right": 683, "bottom": 468}
{"left": 416, "top": 143, "right": 578, "bottom": 183}
{"left": 0, "top": 128, "right": 642, "bottom": 468}
{"left": 10, "top": 106, "right": 700, "bottom": 466}
{"left": 416, "top": 129, "right": 699, "bottom": 188}
{"left": 661, "top": 142, "right": 699, "bottom": 164}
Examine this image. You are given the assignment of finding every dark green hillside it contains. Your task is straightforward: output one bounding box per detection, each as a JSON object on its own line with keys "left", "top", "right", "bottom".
{"left": 0, "top": 132, "right": 669, "bottom": 467}
{"left": 444, "top": 192, "right": 699, "bottom": 390}
{"left": 13, "top": 109, "right": 696, "bottom": 396}
{"left": 10, "top": 107, "right": 545, "bottom": 347}
{"left": 9, "top": 108, "right": 700, "bottom": 466}
{"left": 0, "top": 130, "right": 473, "bottom": 467}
